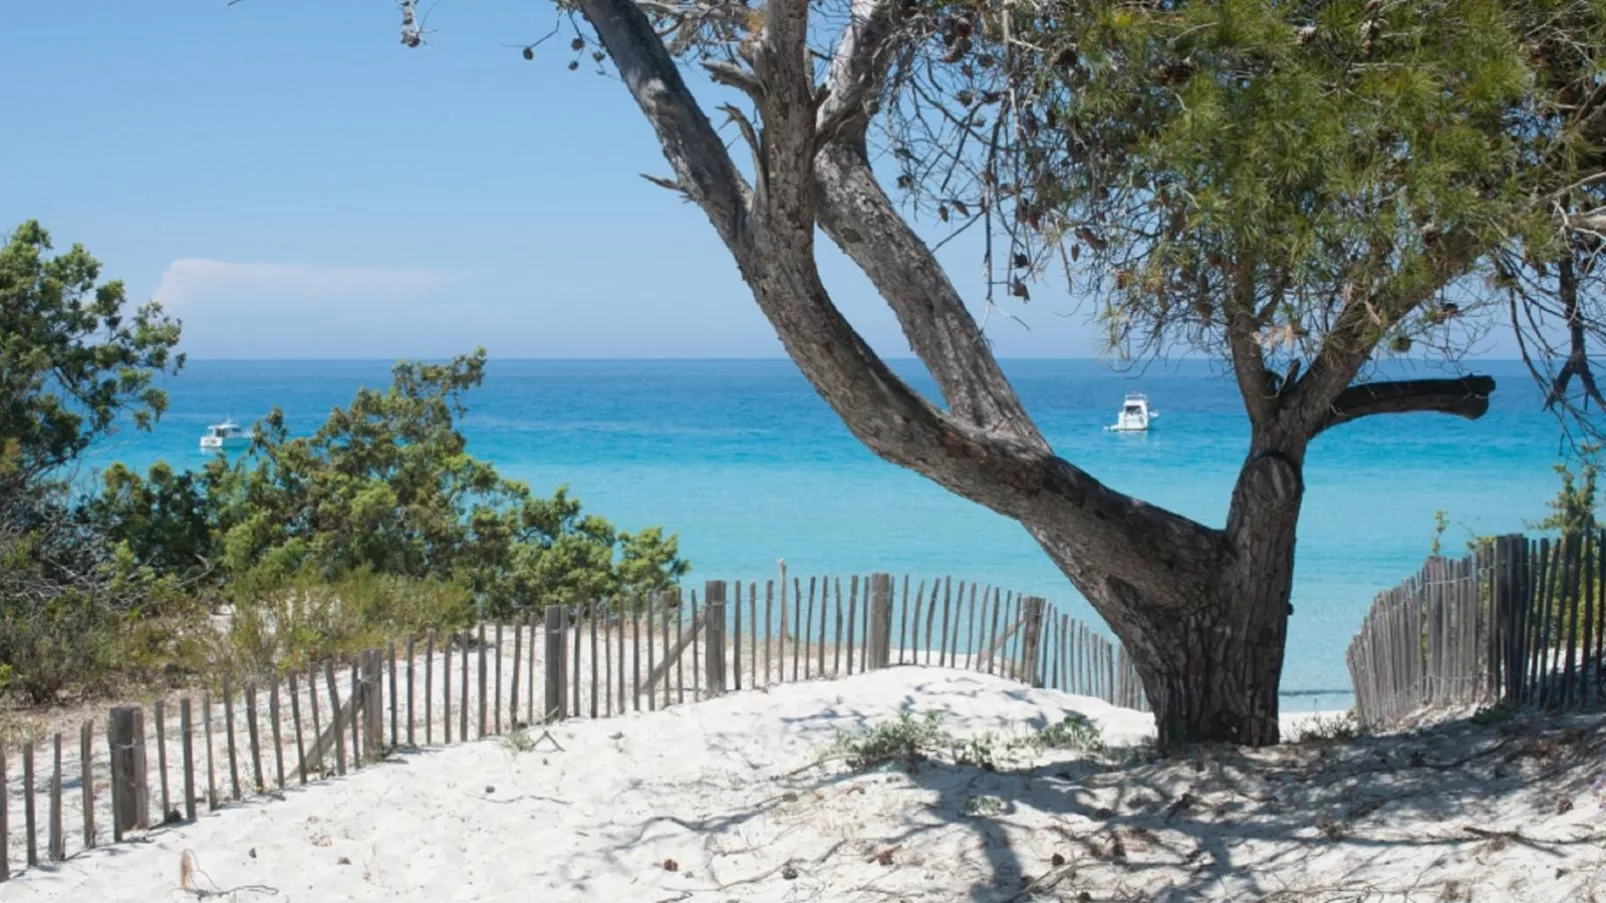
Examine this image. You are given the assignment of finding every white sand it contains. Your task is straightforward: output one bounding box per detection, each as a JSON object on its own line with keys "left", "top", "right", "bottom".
{"left": 1, "top": 668, "right": 1601, "bottom": 902}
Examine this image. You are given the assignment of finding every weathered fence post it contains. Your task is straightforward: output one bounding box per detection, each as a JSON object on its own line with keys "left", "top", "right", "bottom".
{"left": 48, "top": 734, "right": 63, "bottom": 862}
{"left": 180, "top": 698, "right": 196, "bottom": 823}
{"left": 367, "top": 645, "right": 382, "bottom": 751}
{"left": 1020, "top": 596, "right": 1046, "bottom": 687}
{"left": 108, "top": 706, "right": 150, "bottom": 835}
{"left": 705, "top": 581, "right": 728, "bottom": 695}
{"left": 869, "top": 573, "right": 893, "bottom": 669}
{"left": 543, "top": 606, "right": 567, "bottom": 722}
{"left": 1494, "top": 533, "right": 1521, "bottom": 708}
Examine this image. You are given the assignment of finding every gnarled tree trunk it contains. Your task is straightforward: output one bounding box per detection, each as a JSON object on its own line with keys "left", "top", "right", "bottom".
{"left": 1027, "top": 440, "right": 1304, "bottom": 747}
{"left": 562, "top": 0, "right": 1495, "bottom": 746}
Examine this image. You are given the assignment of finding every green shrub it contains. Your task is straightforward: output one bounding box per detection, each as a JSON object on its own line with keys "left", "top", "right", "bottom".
{"left": 1289, "top": 710, "right": 1368, "bottom": 744}
{"left": 1471, "top": 702, "right": 1514, "bottom": 726}
{"left": 827, "top": 710, "right": 1109, "bottom": 773}
{"left": 500, "top": 728, "right": 538, "bottom": 754}
{"left": 0, "top": 568, "right": 213, "bottom": 704}
{"left": 85, "top": 351, "right": 691, "bottom": 621}
{"left": 830, "top": 711, "right": 948, "bottom": 769}
{"left": 223, "top": 566, "right": 474, "bottom": 677}
{"left": 962, "top": 795, "right": 1006, "bottom": 817}
{"left": 1038, "top": 712, "right": 1106, "bottom": 752}
{"left": 0, "top": 490, "right": 214, "bottom": 704}
{"left": 952, "top": 732, "right": 1008, "bottom": 770}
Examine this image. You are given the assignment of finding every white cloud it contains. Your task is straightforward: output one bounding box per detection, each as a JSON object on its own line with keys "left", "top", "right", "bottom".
{"left": 149, "top": 258, "right": 478, "bottom": 358}
{"left": 150, "top": 257, "right": 488, "bottom": 355}
{"left": 154, "top": 258, "right": 465, "bottom": 311}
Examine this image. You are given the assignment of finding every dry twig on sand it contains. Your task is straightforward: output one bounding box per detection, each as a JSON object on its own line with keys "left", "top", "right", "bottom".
{"left": 178, "top": 849, "right": 281, "bottom": 900}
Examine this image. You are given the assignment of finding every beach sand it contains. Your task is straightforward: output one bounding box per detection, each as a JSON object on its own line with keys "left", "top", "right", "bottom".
{"left": 1, "top": 668, "right": 1601, "bottom": 902}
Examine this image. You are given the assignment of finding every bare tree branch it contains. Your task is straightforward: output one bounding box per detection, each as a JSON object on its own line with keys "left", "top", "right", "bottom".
{"left": 639, "top": 173, "right": 687, "bottom": 194}
{"left": 1313, "top": 376, "right": 1497, "bottom": 436}
{"left": 815, "top": 145, "right": 1048, "bottom": 440}
{"left": 567, "top": 0, "right": 1216, "bottom": 599}
{"left": 1544, "top": 253, "right": 1606, "bottom": 412}
{"left": 752, "top": 0, "right": 813, "bottom": 229}
{"left": 810, "top": 0, "right": 1044, "bottom": 439}
{"left": 1286, "top": 230, "right": 1485, "bottom": 438}
{"left": 702, "top": 60, "right": 762, "bottom": 101}
{"left": 813, "top": 0, "right": 904, "bottom": 150}
{"left": 570, "top": 0, "right": 752, "bottom": 249}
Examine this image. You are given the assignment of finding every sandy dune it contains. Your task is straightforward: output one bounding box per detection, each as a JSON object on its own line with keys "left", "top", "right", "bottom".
{"left": 1, "top": 668, "right": 1601, "bottom": 902}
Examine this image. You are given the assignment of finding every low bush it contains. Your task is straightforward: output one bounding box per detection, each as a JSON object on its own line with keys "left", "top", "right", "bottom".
{"left": 1038, "top": 712, "right": 1106, "bottom": 752}
{"left": 1289, "top": 710, "right": 1368, "bottom": 744}
{"left": 827, "top": 709, "right": 1108, "bottom": 772}
{"left": 222, "top": 566, "right": 475, "bottom": 677}
{"left": 829, "top": 711, "right": 948, "bottom": 769}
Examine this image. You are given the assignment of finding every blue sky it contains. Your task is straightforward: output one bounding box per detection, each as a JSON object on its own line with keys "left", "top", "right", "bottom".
{"left": 5, "top": 1, "right": 1517, "bottom": 361}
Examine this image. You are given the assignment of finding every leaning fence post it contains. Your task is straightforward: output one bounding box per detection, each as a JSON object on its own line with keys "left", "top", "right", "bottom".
{"left": 704, "top": 581, "right": 728, "bottom": 695}
{"left": 544, "top": 606, "right": 567, "bottom": 722}
{"left": 108, "top": 706, "right": 150, "bottom": 837}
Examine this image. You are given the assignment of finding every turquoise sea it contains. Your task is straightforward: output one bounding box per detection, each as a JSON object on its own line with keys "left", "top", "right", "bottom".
{"left": 86, "top": 358, "right": 1572, "bottom": 713}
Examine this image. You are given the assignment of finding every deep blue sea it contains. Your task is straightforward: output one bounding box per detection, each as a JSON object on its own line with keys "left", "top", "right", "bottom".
{"left": 85, "top": 358, "right": 1573, "bottom": 712}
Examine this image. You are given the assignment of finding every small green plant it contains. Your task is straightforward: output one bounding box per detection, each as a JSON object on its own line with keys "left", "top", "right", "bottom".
{"left": 1431, "top": 510, "right": 1450, "bottom": 557}
{"left": 1471, "top": 702, "right": 1514, "bottom": 726}
{"left": 829, "top": 710, "right": 948, "bottom": 769}
{"left": 827, "top": 710, "right": 1108, "bottom": 774}
{"left": 962, "top": 794, "right": 1006, "bottom": 817}
{"left": 952, "top": 732, "right": 1004, "bottom": 771}
{"left": 1527, "top": 446, "right": 1600, "bottom": 538}
{"left": 1039, "top": 712, "right": 1105, "bottom": 752}
{"left": 1290, "top": 710, "right": 1367, "bottom": 744}
{"left": 500, "top": 728, "right": 538, "bottom": 754}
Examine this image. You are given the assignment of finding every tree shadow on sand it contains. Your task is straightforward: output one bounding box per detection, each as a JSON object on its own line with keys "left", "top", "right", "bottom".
{"left": 767, "top": 691, "right": 1606, "bottom": 901}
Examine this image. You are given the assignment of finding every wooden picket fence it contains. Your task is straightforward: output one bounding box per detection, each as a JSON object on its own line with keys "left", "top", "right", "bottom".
{"left": 0, "top": 569, "right": 1146, "bottom": 880}
{"left": 1346, "top": 533, "right": 1606, "bottom": 729}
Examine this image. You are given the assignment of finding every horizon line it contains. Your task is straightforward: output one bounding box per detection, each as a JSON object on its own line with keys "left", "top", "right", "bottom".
{"left": 169, "top": 355, "right": 1540, "bottom": 364}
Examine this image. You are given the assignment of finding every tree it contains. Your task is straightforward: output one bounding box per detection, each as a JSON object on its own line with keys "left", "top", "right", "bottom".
{"left": 0, "top": 220, "right": 183, "bottom": 483}
{"left": 86, "top": 460, "right": 222, "bottom": 580}
{"left": 86, "top": 350, "right": 690, "bottom": 619}
{"left": 362, "top": 0, "right": 1603, "bottom": 745}
{"left": 0, "top": 221, "right": 192, "bottom": 702}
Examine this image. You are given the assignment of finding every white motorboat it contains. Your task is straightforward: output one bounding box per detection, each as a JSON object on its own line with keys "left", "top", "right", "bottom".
{"left": 199, "top": 418, "right": 254, "bottom": 452}
{"left": 1105, "top": 393, "right": 1158, "bottom": 432}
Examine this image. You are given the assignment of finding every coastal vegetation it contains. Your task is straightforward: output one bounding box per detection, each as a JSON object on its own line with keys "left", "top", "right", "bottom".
{"left": 0, "top": 220, "right": 686, "bottom": 705}
{"left": 375, "top": 0, "right": 1606, "bottom": 744}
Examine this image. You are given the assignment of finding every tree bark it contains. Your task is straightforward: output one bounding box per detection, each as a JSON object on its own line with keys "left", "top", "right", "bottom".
{"left": 1024, "top": 439, "right": 1301, "bottom": 747}
{"left": 1113, "top": 572, "right": 1292, "bottom": 749}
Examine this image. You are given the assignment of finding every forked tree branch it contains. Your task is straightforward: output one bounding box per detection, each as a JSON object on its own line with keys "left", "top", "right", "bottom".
{"left": 813, "top": 0, "right": 903, "bottom": 150}
{"left": 572, "top": 0, "right": 1219, "bottom": 597}
{"left": 815, "top": 146, "right": 1048, "bottom": 441}
{"left": 1314, "top": 375, "right": 1497, "bottom": 435}
{"left": 811, "top": 0, "right": 1045, "bottom": 440}
{"left": 1285, "top": 230, "right": 1485, "bottom": 438}
{"left": 1544, "top": 253, "right": 1606, "bottom": 411}
{"left": 753, "top": 0, "right": 814, "bottom": 234}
